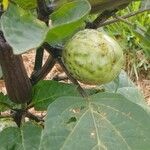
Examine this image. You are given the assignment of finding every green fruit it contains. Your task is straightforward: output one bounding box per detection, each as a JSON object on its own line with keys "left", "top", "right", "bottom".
{"left": 62, "top": 29, "right": 124, "bottom": 85}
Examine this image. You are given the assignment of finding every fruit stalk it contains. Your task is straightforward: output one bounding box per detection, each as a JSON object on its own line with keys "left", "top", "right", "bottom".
{"left": 57, "top": 57, "right": 88, "bottom": 98}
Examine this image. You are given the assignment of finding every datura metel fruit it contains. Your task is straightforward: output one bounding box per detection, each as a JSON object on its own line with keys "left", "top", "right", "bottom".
{"left": 62, "top": 29, "right": 124, "bottom": 85}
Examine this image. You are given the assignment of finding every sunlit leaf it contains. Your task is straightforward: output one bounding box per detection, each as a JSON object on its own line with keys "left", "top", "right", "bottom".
{"left": 45, "top": 0, "right": 91, "bottom": 45}
{"left": 11, "top": 0, "right": 37, "bottom": 10}
{"left": 32, "top": 80, "right": 99, "bottom": 110}
{"left": 1, "top": 4, "right": 48, "bottom": 54}
{"left": 40, "top": 93, "right": 150, "bottom": 150}
{"left": 0, "top": 122, "right": 42, "bottom": 150}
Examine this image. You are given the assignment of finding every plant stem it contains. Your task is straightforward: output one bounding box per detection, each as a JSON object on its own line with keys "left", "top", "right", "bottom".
{"left": 33, "top": 46, "right": 44, "bottom": 73}
{"left": 31, "top": 0, "right": 55, "bottom": 84}
{"left": 31, "top": 55, "right": 55, "bottom": 85}
{"left": 36, "top": 0, "right": 53, "bottom": 25}
{"left": 43, "top": 42, "right": 62, "bottom": 58}
{"left": 26, "top": 111, "right": 44, "bottom": 123}
{"left": 12, "top": 109, "right": 26, "bottom": 127}
{"left": 114, "top": 15, "right": 146, "bottom": 33}
{"left": 99, "top": 8, "right": 150, "bottom": 27}
{"left": 57, "top": 57, "right": 88, "bottom": 98}
{"left": 36, "top": 0, "right": 49, "bottom": 25}
{"left": 86, "top": 9, "right": 118, "bottom": 29}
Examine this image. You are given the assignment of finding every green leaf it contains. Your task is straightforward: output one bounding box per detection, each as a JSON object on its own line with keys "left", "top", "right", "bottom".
{"left": 117, "top": 87, "right": 150, "bottom": 114}
{"left": 0, "top": 122, "right": 42, "bottom": 150}
{"left": 40, "top": 93, "right": 150, "bottom": 150}
{"left": 103, "top": 70, "right": 150, "bottom": 113}
{"left": 134, "top": 26, "right": 150, "bottom": 46}
{"left": 51, "top": 0, "right": 90, "bottom": 26}
{"left": 0, "top": 93, "right": 13, "bottom": 112}
{"left": 55, "top": 0, "right": 133, "bottom": 13}
{"left": 103, "top": 70, "right": 135, "bottom": 92}
{"left": 32, "top": 80, "right": 100, "bottom": 111}
{"left": 45, "top": 0, "right": 91, "bottom": 45}
{"left": 32, "top": 80, "right": 80, "bottom": 111}
{"left": 133, "top": 26, "right": 150, "bottom": 56}
{"left": 11, "top": 0, "right": 37, "bottom": 10}
{"left": 0, "top": 4, "right": 48, "bottom": 54}
{"left": 0, "top": 65, "right": 2, "bottom": 78}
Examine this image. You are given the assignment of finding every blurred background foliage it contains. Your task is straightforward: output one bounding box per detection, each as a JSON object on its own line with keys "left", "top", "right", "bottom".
{"left": 104, "top": 1, "right": 150, "bottom": 81}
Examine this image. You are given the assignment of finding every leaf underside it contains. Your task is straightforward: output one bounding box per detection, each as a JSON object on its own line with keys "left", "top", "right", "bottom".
{"left": 40, "top": 93, "right": 150, "bottom": 150}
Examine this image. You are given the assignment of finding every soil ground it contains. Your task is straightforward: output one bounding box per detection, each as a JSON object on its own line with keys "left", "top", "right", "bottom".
{"left": 0, "top": 50, "right": 150, "bottom": 106}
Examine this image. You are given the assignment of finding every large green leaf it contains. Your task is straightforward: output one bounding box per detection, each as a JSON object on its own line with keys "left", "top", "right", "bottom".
{"left": 117, "top": 87, "right": 150, "bottom": 114}
{"left": 54, "top": 0, "right": 135, "bottom": 13}
{"left": 104, "top": 70, "right": 135, "bottom": 92}
{"left": 32, "top": 80, "right": 98, "bottom": 111}
{"left": 45, "top": 0, "right": 91, "bottom": 45}
{"left": 11, "top": 0, "right": 37, "bottom": 10}
{"left": 103, "top": 70, "right": 150, "bottom": 113}
{"left": 32, "top": 80, "right": 80, "bottom": 110}
{"left": 40, "top": 93, "right": 150, "bottom": 150}
{"left": 0, "top": 4, "right": 48, "bottom": 54}
{"left": 0, "top": 122, "right": 42, "bottom": 150}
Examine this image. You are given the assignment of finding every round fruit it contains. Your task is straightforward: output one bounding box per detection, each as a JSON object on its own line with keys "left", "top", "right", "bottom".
{"left": 62, "top": 29, "right": 124, "bottom": 85}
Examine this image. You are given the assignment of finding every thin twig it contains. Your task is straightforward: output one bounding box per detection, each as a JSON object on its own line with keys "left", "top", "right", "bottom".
{"left": 86, "top": 9, "right": 118, "bottom": 29}
{"left": 30, "top": 55, "right": 56, "bottom": 85}
{"left": 33, "top": 47, "right": 44, "bottom": 73}
{"left": 26, "top": 112, "right": 44, "bottom": 123}
{"left": 114, "top": 15, "right": 146, "bottom": 33}
{"left": 99, "top": 8, "right": 150, "bottom": 27}
{"left": 12, "top": 109, "right": 26, "bottom": 127}
{"left": 57, "top": 57, "right": 88, "bottom": 98}
{"left": 43, "top": 42, "right": 63, "bottom": 57}
{"left": 31, "top": 42, "right": 62, "bottom": 86}
{"left": 31, "top": 0, "right": 55, "bottom": 84}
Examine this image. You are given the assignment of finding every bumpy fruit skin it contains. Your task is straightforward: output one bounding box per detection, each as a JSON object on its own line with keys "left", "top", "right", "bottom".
{"left": 62, "top": 29, "right": 124, "bottom": 85}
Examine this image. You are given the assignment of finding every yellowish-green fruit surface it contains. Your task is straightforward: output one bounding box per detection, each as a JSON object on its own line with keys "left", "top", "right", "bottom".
{"left": 62, "top": 29, "right": 124, "bottom": 85}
